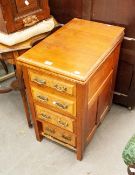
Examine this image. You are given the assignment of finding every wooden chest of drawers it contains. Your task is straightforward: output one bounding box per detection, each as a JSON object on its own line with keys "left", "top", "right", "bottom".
{"left": 17, "top": 19, "right": 124, "bottom": 160}
{"left": 0, "top": 0, "right": 50, "bottom": 33}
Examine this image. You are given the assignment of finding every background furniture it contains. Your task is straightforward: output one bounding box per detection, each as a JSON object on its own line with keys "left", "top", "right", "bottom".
{"left": 50, "top": 0, "right": 135, "bottom": 109}
{"left": 0, "top": 0, "right": 50, "bottom": 33}
{"left": 17, "top": 19, "right": 124, "bottom": 160}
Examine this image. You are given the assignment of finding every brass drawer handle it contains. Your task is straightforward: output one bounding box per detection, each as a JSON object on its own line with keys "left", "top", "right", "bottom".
{"left": 53, "top": 84, "right": 67, "bottom": 93}
{"left": 53, "top": 101, "right": 68, "bottom": 110}
{"left": 23, "top": 15, "right": 39, "bottom": 27}
{"left": 37, "top": 95, "right": 48, "bottom": 102}
{"left": 62, "top": 134, "right": 71, "bottom": 141}
{"left": 33, "top": 78, "right": 46, "bottom": 85}
{"left": 45, "top": 127, "right": 55, "bottom": 134}
{"left": 40, "top": 113, "right": 51, "bottom": 120}
{"left": 58, "top": 119, "right": 68, "bottom": 128}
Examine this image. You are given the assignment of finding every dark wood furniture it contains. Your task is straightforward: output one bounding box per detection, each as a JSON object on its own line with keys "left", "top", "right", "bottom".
{"left": 0, "top": 0, "right": 50, "bottom": 33}
{"left": 89, "top": 0, "right": 135, "bottom": 110}
{"left": 49, "top": 0, "right": 135, "bottom": 109}
{"left": 17, "top": 19, "right": 124, "bottom": 160}
{"left": 114, "top": 39, "right": 135, "bottom": 110}
{"left": 49, "top": 0, "right": 91, "bottom": 24}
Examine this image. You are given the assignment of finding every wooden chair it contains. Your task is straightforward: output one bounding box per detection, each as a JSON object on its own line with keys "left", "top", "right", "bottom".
{"left": 0, "top": 20, "right": 62, "bottom": 127}
{"left": 0, "top": 33, "right": 51, "bottom": 127}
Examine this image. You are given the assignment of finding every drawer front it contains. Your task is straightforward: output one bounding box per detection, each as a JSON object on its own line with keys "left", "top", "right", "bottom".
{"left": 29, "top": 70, "right": 75, "bottom": 96}
{"left": 31, "top": 87, "right": 76, "bottom": 116}
{"left": 35, "top": 105, "right": 75, "bottom": 132}
{"left": 43, "top": 122, "right": 76, "bottom": 147}
{"left": 15, "top": 0, "right": 38, "bottom": 13}
{"left": 88, "top": 52, "right": 114, "bottom": 99}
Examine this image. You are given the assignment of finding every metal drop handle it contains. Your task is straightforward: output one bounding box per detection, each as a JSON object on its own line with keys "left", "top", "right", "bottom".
{"left": 33, "top": 78, "right": 46, "bottom": 85}
{"left": 41, "top": 113, "right": 51, "bottom": 120}
{"left": 53, "top": 101, "right": 68, "bottom": 110}
{"left": 58, "top": 119, "right": 68, "bottom": 127}
{"left": 53, "top": 84, "right": 67, "bottom": 93}
{"left": 62, "top": 134, "right": 71, "bottom": 141}
{"left": 37, "top": 95, "right": 48, "bottom": 102}
{"left": 46, "top": 127, "right": 55, "bottom": 134}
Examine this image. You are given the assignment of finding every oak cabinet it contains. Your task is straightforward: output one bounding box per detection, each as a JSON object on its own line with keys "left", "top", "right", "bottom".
{"left": 17, "top": 19, "right": 124, "bottom": 160}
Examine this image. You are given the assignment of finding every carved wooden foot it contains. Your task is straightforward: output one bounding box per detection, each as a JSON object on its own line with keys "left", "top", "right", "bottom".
{"left": 0, "top": 87, "right": 12, "bottom": 94}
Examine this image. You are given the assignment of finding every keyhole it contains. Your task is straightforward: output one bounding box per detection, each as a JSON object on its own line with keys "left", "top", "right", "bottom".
{"left": 24, "top": 0, "right": 29, "bottom": 6}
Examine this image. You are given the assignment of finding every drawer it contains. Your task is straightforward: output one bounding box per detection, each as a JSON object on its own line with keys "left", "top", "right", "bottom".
{"left": 31, "top": 87, "right": 76, "bottom": 116}
{"left": 43, "top": 122, "right": 76, "bottom": 147}
{"left": 35, "top": 105, "right": 75, "bottom": 132}
{"left": 15, "top": 0, "right": 38, "bottom": 13}
{"left": 88, "top": 52, "right": 114, "bottom": 99}
{"left": 29, "top": 70, "right": 75, "bottom": 96}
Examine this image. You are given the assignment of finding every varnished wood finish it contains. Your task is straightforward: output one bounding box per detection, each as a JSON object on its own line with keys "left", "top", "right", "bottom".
{"left": 35, "top": 105, "right": 75, "bottom": 132}
{"left": 31, "top": 87, "right": 76, "bottom": 116}
{"left": 0, "top": 0, "right": 50, "bottom": 33}
{"left": 43, "top": 122, "right": 76, "bottom": 147}
{"left": 29, "top": 69, "right": 76, "bottom": 95}
{"left": 42, "top": 133, "right": 76, "bottom": 151}
{"left": 18, "top": 19, "right": 124, "bottom": 82}
{"left": 17, "top": 19, "right": 124, "bottom": 160}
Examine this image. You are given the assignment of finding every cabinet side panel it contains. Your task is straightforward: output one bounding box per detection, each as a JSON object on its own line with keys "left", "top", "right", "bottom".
{"left": 86, "top": 98, "right": 98, "bottom": 144}
{"left": 97, "top": 73, "right": 113, "bottom": 123}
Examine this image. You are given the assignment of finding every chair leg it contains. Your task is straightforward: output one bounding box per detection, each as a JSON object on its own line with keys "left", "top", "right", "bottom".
{"left": 0, "top": 87, "right": 12, "bottom": 94}
{"left": 128, "top": 165, "right": 135, "bottom": 175}
{"left": 0, "top": 60, "right": 8, "bottom": 74}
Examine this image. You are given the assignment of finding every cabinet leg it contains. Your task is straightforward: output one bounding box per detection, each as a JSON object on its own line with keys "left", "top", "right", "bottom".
{"left": 16, "top": 63, "right": 32, "bottom": 128}
{"left": 35, "top": 131, "right": 43, "bottom": 142}
{"left": 77, "top": 148, "right": 83, "bottom": 161}
{"left": 36, "top": 121, "right": 43, "bottom": 142}
{"left": 21, "top": 91, "right": 32, "bottom": 128}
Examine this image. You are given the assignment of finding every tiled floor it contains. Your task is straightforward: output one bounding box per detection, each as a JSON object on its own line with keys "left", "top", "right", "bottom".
{"left": 0, "top": 90, "right": 134, "bottom": 175}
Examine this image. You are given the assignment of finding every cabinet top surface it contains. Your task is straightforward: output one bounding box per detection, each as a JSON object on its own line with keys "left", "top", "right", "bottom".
{"left": 17, "top": 18, "right": 124, "bottom": 82}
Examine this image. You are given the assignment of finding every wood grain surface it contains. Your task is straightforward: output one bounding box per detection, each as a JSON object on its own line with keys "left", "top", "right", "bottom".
{"left": 17, "top": 18, "right": 124, "bottom": 82}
